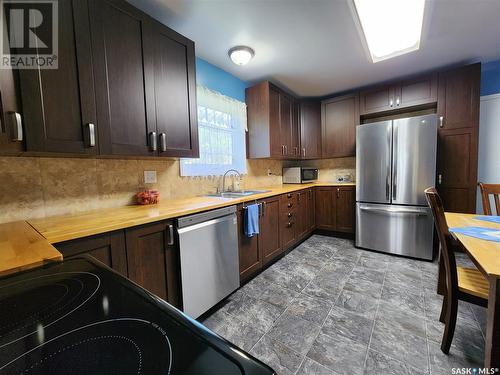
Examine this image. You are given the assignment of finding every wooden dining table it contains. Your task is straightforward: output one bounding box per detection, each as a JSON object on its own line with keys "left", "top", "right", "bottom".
{"left": 445, "top": 212, "right": 500, "bottom": 368}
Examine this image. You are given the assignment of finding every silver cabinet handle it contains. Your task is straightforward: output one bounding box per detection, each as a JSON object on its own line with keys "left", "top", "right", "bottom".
{"left": 396, "top": 97, "right": 400, "bottom": 106}
{"left": 262, "top": 201, "right": 266, "bottom": 217}
{"left": 85, "top": 123, "right": 95, "bottom": 147}
{"left": 302, "top": 147, "right": 306, "bottom": 158}
{"left": 149, "top": 131, "right": 157, "bottom": 152}
{"left": 389, "top": 98, "right": 394, "bottom": 107}
{"left": 8, "top": 112, "right": 23, "bottom": 142}
{"left": 284, "top": 145, "right": 288, "bottom": 155}
{"left": 439, "top": 116, "right": 444, "bottom": 128}
{"left": 281, "top": 145, "right": 285, "bottom": 155}
{"left": 160, "top": 132, "right": 167, "bottom": 152}
{"left": 438, "top": 174, "right": 442, "bottom": 184}
{"left": 167, "top": 224, "right": 174, "bottom": 245}
{"left": 336, "top": 188, "right": 340, "bottom": 198}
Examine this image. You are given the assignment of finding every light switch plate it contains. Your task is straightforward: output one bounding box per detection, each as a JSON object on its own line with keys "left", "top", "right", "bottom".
{"left": 144, "top": 170, "right": 157, "bottom": 184}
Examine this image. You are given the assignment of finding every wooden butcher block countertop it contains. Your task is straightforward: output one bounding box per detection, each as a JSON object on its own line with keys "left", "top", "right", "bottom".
{"left": 29, "top": 183, "right": 355, "bottom": 244}
{"left": 0, "top": 221, "right": 62, "bottom": 277}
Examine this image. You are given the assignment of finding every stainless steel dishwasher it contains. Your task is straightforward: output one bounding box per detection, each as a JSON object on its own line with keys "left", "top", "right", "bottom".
{"left": 177, "top": 206, "right": 239, "bottom": 319}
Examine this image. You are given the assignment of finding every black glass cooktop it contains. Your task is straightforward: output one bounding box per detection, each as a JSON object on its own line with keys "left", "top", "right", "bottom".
{"left": 0, "top": 257, "right": 275, "bottom": 375}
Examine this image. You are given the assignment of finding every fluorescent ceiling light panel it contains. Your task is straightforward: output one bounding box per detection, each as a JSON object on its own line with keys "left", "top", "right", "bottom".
{"left": 353, "top": 0, "right": 425, "bottom": 62}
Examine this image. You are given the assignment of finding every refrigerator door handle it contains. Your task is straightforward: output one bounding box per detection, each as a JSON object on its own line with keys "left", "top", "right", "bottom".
{"left": 359, "top": 206, "right": 429, "bottom": 216}
{"left": 386, "top": 125, "right": 391, "bottom": 201}
{"left": 392, "top": 122, "right": 398, "bottom": 201}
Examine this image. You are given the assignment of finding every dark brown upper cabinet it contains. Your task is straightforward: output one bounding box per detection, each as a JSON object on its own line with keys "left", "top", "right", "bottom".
{"left": 90, "top": 0, "right": 155, "bottom": 156}
{"left": 146, "top": 19, "right": 199, "bottom": 158}
{"left": 437, "top": 63, "right": 480, "bottom": 130}
{"left": 11, "top": 0, "right": 98, "bottom": 154}
{"left": 321, "top": 93, "right": 359, "bottom": 158}
{"left": 246, "top": 81, "right": 299, "bottom": 160}
{"left": 360, "top": 73, "right": 437, "bottom": 116}
{"left": 90, "top": 0, "right": 198, "bottom": 157}
{"left": 299, "top": 101, "right": 322, "bottom": 159}
{"left": 398, "top": 73, "right": 437, "bottom": 108}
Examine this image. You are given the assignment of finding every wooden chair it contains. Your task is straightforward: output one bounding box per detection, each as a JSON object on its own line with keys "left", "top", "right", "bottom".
{"left": 424, "top": 187, "right": 488, "bottom": 354}
{"left": 478, "top": 182, "right": 500, "bottom": 215}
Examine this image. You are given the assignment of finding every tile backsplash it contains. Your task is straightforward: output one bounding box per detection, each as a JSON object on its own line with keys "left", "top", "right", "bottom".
{"left": 0, "top": 156, "right": 355, "bottom": 224}
{"left": 0, "top": 157, "right": 282, "bottom": 223}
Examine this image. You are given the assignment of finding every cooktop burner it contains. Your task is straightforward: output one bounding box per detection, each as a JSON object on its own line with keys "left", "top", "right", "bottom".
{"left": 0, "top": 257, "right": 275, "bottom": 375}
{"left": 1, "top": 319, "right": 172, "bottom": 374}
{"left": 0, "top": 272, "right": 100, "bottom": 347}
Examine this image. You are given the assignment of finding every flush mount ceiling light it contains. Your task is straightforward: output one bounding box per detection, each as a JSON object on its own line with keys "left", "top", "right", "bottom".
{"left": 352, "top": 0, "right": 426, "bottom": 63}
{"left": 228, "top": 46, "right": 255, "bottom": 66}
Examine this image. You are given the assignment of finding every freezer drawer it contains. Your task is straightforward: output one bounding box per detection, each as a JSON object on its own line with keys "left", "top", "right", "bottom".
{"left": 355, "top": 203, "right": 434, "bottom": 260}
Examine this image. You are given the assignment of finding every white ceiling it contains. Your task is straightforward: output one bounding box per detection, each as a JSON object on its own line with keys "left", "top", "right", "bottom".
{"left": 129, "top": 0, "right": 500, "bottom": 97}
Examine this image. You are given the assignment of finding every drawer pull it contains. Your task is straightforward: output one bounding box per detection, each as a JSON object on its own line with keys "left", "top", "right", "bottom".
{"left": 287, "top": 212, "right": 292, "bottom": 218}
{"left": 287, "top": 203, "right": 293, "bottom": 208}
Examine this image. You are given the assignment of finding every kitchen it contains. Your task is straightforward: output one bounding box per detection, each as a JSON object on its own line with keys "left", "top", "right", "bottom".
{"left": 1, "top": 0, "right": 500, "bottom": 374}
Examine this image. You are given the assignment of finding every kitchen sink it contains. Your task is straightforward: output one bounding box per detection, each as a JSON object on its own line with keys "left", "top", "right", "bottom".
{"left": 205, "top": 190, "right": 270, "bottom": 198}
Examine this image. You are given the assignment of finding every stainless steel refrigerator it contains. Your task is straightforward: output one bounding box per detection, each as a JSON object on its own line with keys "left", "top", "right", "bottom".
{"left": 355, "top": 114, "right": 437, "bottom": 260}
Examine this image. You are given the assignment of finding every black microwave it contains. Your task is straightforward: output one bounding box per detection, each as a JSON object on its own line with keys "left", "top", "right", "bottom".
{"left": 282, "top": 167, "right": 318, "bottom": 184}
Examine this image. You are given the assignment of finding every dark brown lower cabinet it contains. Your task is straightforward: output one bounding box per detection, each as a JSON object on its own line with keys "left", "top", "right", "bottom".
{"left": 335, "top": 187, "right": 356, "bottom": 233}
{"left": 306, "top": 188, "right": 316, "bottom": 232}
{"left": 437, "top": 127, "right": 478, "bottom": 213}
{"left": 237, "top": 204, "right": 262, "bottom": 281}
{"left": 295, "top": 190, "right": 309, "bottom": 239}
{"left": 260, "top": 196, "right": 281, "bottom": 265}
{"left": 54, "top": 231, "right": 128, "bottom": 276}
{"left": 125, "top": 221, "right": 180, "bottom": 308}
{"left": 315, "top": 186, "right": 355, "bottom": 234}
{"left": 315, "top": 187, "right": 335, "bottom": 230}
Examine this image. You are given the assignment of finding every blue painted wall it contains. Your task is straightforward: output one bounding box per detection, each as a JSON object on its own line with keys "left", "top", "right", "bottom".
{"left": 195, "top": 57, "right": 249, "bottom": 101}
{"left": 481, "top": 60, "right": 500, "bottom": 96}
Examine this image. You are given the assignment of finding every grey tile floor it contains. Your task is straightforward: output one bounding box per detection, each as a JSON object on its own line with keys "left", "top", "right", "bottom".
{"left": 202, "top": 235, "right": 487, "bottom": 375}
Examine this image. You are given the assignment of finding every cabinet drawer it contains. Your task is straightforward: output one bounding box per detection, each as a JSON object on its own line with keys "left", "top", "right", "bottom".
{"left": 280, "top": 193, "right": 297, "bottom": 211}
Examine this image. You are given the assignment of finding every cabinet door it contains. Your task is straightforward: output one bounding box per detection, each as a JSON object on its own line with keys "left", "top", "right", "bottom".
{"left": 295, "top": 190, "right": 309, "bottom": 240}
{"left": 335, "top": 187, "right": 355, "bottom": 233}
{"left": 148, "top": 21, "right": 198, "bottom": 158}
{"left": 300, "top": 101, "right": 321, "bottom": 159}
{"left": 437, "top": 63, "right": 480, "bottom": 130}
{"left": 269, "top": 86, "right": 282, "bottom": 158}
{"left": 237, "top": 204, "right": 262, "bottom": 281}
{"left": 259, "top": 197, "right": 281, "bottom": 265}
{"left": 307, "top": 188, "right": 316, "bottom": 232}
{"left": 0, "top": 7, "right": 23, "bottom": 155}
{"left": 279, "top": 93, "right": 293, "bottom": 158}
{"left": 315, "top": 188, "right": 335, "bottom": 230}
{"left": 125, "top": 221, "right": 180, "bottom": 307}
{"left": 290, "top": 99, "right": 301, "bottom": 158}
{"left": 90, "top": 0, "right": 156, "bottom": 156}
{"left": 322, "top": 94, "right": 359, "bottom": 158}
{"left": 17, "top": 0, "right": 97, "bottom": 154}
{"left": 55, "top": 231, "right": 128, "bottom": 276}
{"left": 359, "top": 85, "right": 395, "bottom": 115}
{"left": 437, "top": 128, "right": 478, "bottom": 213}
{"left": 397, "top": 73, "right": 437, "bottom": 109}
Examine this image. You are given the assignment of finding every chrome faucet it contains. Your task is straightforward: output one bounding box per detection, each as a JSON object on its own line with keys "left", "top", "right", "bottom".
{"left": 221, "top": 169, "right": 242, "bottom": 193}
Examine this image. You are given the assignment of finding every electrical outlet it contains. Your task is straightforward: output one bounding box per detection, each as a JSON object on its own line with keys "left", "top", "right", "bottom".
{"left": 267, "top": 168, "right": 272, "bottom": 176}
{"left": 144, "top": 170, "right": 157, "bottom": 184}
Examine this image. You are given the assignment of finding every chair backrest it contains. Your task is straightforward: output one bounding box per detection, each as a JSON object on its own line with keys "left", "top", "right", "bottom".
{"left": 478, "top": 182, "right": 500, "bottom": 215}
{"left": 424, "top": 187, "right": 458, "bottom": 295}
